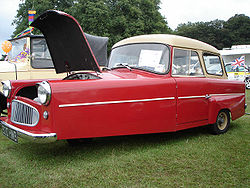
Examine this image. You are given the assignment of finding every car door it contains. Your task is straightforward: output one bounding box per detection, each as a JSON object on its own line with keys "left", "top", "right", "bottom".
{"left": 172, "top": 48, "right": 209, "bottom": 128}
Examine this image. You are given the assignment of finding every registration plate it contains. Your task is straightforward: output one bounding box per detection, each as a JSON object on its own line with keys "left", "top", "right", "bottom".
{"left": 2, "top": 125, "right": 18, "bottom": 143}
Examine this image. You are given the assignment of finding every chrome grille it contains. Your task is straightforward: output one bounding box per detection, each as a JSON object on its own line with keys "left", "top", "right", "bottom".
{"left": 11, "top": 100, "right": 39, "bottom": 126}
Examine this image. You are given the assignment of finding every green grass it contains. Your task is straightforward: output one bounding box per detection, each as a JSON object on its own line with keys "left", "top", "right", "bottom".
{"left": 0, "top": 91, "right": 249, "bottom": 187}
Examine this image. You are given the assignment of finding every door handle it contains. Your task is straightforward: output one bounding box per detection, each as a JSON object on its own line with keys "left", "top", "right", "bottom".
{"left": 205, "top": 94, "right": 211, "bottom": 99}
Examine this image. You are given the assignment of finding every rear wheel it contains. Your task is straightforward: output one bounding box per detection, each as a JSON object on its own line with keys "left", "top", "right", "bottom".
{"left": 210, "top": 110, "right": 230, "bottom": 135}
{"left": 245, "top": 78, "right": 250, "bottom": 89}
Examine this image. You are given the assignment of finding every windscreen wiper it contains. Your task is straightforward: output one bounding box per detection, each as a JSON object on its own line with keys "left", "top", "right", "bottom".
{"left": 115, "top": 63, "right": 132, "bottom": 71}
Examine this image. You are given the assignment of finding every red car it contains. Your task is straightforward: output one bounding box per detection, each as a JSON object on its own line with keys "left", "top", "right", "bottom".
{"left": 0, "top": 11, "right": 246, "bottom": 144}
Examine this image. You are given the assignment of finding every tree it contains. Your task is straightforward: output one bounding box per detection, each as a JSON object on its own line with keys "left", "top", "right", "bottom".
{"left": 175, "top": 20, "right": 228, "bottom": 49}
{"left": 224, "top": 14, "right": 250, "bottom": 46}
{"left": 12, "top": 0, "right": 75, "bottom": 37}
{"left": 175, "top": 14, "right": 250, "bottom": 49}
{"left": 67, "top": 0, "right": 172, "bottom": 50}
{"left": 12, "top": 0, "right": 171, "bottom": 50}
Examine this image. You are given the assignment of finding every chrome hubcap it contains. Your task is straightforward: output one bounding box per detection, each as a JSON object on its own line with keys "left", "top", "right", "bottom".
{"left": 246, "top": 79, "right": 250, "bottom": 89}
{"left": 217, "top": 112, "right": 228, "bottom": 130}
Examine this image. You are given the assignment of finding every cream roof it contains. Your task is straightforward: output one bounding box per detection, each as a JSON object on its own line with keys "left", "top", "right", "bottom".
{"left": 112, "top": 34, "right": 219, "bottom": 54}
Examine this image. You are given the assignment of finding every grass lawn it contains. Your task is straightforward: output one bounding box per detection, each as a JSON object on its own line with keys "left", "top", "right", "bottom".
{"left": 0, "top": 91, "right": 249, "bottom": 187}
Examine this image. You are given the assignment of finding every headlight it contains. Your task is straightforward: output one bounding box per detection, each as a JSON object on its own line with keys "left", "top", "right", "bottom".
{"left": 37, "top": 81, "right": 51, "bottom": 105}
{"left": 1, "top": 80, "right": 12, "bottom": 98}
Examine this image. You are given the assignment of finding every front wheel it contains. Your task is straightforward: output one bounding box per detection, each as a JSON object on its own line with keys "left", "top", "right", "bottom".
{"left": 210, "top": 110, "right": 230, "bottom": 135}
{"left": 0, "top": 92, "right": 7, "bottom": 115}
{"left": 67, "top": 138, "right": 93, "bottom": 146}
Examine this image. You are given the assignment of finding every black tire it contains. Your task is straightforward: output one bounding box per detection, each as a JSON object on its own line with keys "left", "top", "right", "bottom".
{"left": 210, "top": 110, "right": 230, "bottom": 135}
{"left": 245, "top": 78, "right": 250, "bottom": 90}
{"left": 67, "top": 138, "right": 93, "bottom": 146}
{"left": 0, "top": 92, "right": 7, "bottom": 115}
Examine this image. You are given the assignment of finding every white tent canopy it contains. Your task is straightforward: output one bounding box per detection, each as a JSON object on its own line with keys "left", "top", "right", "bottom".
{"left": 220, "top": 45, "right": 250, "bottom": 66}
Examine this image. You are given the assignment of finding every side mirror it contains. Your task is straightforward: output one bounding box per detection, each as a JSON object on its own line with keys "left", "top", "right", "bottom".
{"left": 29, "top": 53, "right": 35, "bottom": 61}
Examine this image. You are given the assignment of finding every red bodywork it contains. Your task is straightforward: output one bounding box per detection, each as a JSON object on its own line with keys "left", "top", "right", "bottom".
{"left": 0, "top": 10, "right": 246, "bottom": 142}
{"left": 3, "top": 68, "right": 245, "bottom": 140}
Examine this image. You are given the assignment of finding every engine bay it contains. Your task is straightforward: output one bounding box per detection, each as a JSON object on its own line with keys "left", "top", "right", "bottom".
{"left": 63, "top": 72, "right": 101, "bottom": 80}
{"left": 14, "top": 73, "right": 101, "bottom": 101}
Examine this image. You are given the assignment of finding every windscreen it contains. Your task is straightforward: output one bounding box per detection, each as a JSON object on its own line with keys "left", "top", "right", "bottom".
{"left": 108, "top": 43, "right": 170, "bottom": 73}
{"left": 8, "top": 38, "right": 28, "bottom": 62}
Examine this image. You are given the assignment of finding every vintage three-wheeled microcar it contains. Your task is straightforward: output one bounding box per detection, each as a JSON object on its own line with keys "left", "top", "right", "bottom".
{"left": 0, "top": 10, "right": 246, "bottom": 144}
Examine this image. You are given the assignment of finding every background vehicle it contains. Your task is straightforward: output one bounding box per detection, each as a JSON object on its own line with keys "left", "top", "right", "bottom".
{"left": 225, "top": 63, "right": 250, "bottom": 89}
{"left": 220, "top": 45, "right": 250, "bottom": 89}
{"left": 0, "top": 35, "right": 65, "bottom": 84}
{"left": 0, "top": 34, "right": 108, "bottom": 85}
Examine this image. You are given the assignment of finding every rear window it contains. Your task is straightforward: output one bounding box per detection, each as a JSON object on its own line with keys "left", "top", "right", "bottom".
{"left": 203, "top": 53, "right": 223, "bottom": 76}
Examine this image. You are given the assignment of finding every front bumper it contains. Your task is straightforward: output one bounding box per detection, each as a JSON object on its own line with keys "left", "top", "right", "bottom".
{"left": 0, "top": 119, "right": 57, "bottom": 143}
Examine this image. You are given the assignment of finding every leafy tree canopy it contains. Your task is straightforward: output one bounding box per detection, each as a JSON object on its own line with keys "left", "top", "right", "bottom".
{"left": 12, "top": 0, "right": 250, "bottom": 50}
{"left": 224, "top": 14, "right": 250, "bottom": 46}
{"left": 175, "top": 14, "right": 250, "bottom": 49}
{"left": 12, "top": 0, "right": 171, "bottom": 50}
{"left": 12, "top": 0, "right": 75, "bottom": 37}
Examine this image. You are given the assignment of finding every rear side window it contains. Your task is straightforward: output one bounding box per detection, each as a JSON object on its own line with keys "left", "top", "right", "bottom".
{"left": 172, "top": 48, "right": 203, "bottom": 76}
{"left": 203, "top": 53, "right": 223, "bottom": 76}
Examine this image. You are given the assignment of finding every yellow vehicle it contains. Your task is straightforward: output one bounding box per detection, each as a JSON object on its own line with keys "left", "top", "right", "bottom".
{"left": 220, "top": 45, "right": 250, "bottom": 89}
{"left": 0, "top": 33, "right": 108, "bottom": 84}
{"left": 225, "top": 63, "right": 250, "bottom": 89}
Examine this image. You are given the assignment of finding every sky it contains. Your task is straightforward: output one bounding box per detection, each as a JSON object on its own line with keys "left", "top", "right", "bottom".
{"left": 0, "top": 0, "right": 250, "bottom": 54}
{"left": 160, "top": 0, "right": 250, "bottom": 29}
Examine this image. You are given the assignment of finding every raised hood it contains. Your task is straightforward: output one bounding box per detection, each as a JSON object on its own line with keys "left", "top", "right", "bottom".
{"left": 31, "top": 10, "right": 104, "bottom": 73}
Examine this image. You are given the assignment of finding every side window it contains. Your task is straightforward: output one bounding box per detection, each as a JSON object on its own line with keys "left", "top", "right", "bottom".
{"left": 203, "top": 53, "right": 223, "bottom": 75}
{"left": 31, "top": 38, "right": 54, "bottom": 69}
{"left": 172, "top": 48, "right": 203, "bottom": 76}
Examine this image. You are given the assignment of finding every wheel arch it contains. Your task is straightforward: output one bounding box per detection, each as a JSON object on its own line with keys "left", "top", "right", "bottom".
{"left": 208, "top": 98, "right": 231, "bottom": 124}
{"left": 210, "top": 109, "right": 231, "bottom": 135}
{"left": 0, "top": 92, "right": 7, "bottom": 113}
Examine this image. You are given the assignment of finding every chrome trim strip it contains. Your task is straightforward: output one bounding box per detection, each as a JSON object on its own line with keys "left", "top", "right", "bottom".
{"left": 178, "top": 93, "right": 245, "bottom": 99}
{"left": 178, "top": 95, "right": 205, "bottom": 99}
{"left": 210, "top": 93, "right": 245, "bottom": 97}
{"left": 59, "top": 93, "right": 245, "bottom": 108}
{"left": 59, "top": 97, "right": 175, "bottom": 108}
{"left": 0, "top": 119, "right": 57, "bottom": 143}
